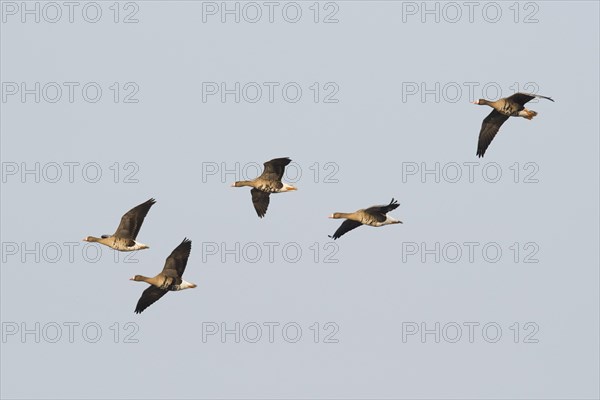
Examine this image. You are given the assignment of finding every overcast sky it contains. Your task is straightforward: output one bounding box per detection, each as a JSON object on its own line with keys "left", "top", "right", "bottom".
{"left": 1, "top": 1, "right": 599, "bottom": 399}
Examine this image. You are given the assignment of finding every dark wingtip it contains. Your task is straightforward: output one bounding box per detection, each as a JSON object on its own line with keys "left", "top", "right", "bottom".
{"left": 327, "top": 235, "right": 338, "bottom": 240}
{"left": 178, "top": 238, "right": 192, "bottom": 254}
{"left": 534, "top": 94, "right": 554, "bottom": 102}
{"left": 269, "top": 157, "right": 292, "bottom": 164}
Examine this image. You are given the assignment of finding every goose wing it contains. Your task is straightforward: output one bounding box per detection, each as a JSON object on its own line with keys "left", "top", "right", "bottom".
{"left": 161, "top": 238, "right": 192, "bottom": 279}
{"left": 251, "top": 188, "right": 270, "bottom": 218}
{"left": 258, "top": 157, "right": 291, "bottom": 182}
{"left": 134, "top": 285, "right": 168, "bottom": 314}
{"left": 114, "top": 198, "right": 156, "bottom": 240}
{"left": 506, "top": 92, "right": 554, "bottom": 106}
{"left": 476, "top": 110, "right": 510, "bottom": 158}
{"left": 364, "top": 198, "right": 400, "bottom": 222}
{"left": 329, "top": 219, "right": 363, "bottom": 240}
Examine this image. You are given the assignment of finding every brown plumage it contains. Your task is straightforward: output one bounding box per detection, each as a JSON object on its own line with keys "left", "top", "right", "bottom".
{"left": 130, "top": 238, "right": 196, "bottom": 314}
{"left": 83, "top": 198, "right": 156, "bottom": 251}
{"left": 231, "top": 157, "right": 297, "bottom": 218}
{"left": 474, "top": 92, "right": 554, "bottom": 157}
{"left": 328, "top": 199, "right": 402, "bottom": 240}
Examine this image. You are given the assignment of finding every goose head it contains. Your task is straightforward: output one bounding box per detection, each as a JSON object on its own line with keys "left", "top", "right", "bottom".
{"left": 129, "top": 275, "right": 146, "bottom": 282}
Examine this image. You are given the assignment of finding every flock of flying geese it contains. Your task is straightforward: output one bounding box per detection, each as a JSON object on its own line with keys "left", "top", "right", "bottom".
{"left": 83, "top": 92, "right": 554, "bottom": 313}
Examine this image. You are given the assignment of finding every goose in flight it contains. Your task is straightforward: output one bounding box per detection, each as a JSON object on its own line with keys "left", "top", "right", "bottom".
{"left": 231, "top": 157, "right": 297, "bottom": 218}
{"left": 131, "top": 238, "right": 197, "bottom": 314}
{"left": 474, "top": 92, "right": 554, "bottom": 157}
{"left": 328, "top": 198, "right": 402, "bottom": 240}
{"left": 83, "top": 198, "right": 155, "bottom": 251}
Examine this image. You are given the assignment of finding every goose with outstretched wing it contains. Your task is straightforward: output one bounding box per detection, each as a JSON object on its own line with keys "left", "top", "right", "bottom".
{"left": 328, "top": 199, "right": 402, "bottom": 240}
{"left": 474, "top": 92, "right": 554, "bottom": 157}
{"left": 83, "top": 198, "right": 156, "bottom": 251}
{"left": 130, "top": 238, "right": 196, "bottom": 314}
{"left": 231, "top": 157, "right": 297, "bottom": 218}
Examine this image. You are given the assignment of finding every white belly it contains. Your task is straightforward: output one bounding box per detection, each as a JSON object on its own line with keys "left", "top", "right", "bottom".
{"left": 371, "top": 216, "right": 400, "bottom": 227}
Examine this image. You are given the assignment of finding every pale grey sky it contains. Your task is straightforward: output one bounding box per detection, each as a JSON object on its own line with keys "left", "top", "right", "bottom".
{"left": 1, "top": 1, "right": 599, "bottom": 399}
